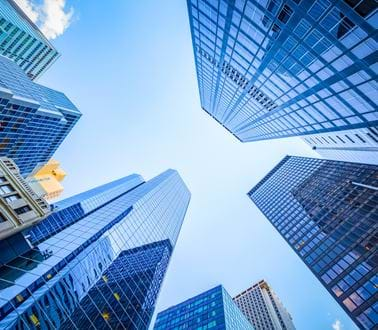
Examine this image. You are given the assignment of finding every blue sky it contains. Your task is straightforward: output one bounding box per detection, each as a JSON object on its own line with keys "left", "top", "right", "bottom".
{"left": 36, "top": 1, "right": 357, "bottom": 329}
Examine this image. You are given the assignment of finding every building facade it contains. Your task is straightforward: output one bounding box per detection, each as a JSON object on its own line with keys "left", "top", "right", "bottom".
{"left": 0, "top": 157, "right": 50, "bottom": 240}
{"left": 233, "top": 280, "right": 295, "bottom": 330}
{"left": 26, "top": 159, "right": 66, "bottom": 200}
{"left": 0, "top": 0, "right": 59, "bottom": 80}
{"left": 0, "top": 54, "right": 81, "bottom": 177}
{"left": 0, "top": 169, "right": 190, "bottom": 329}
{"left": 154, "top": 285, "right": 254, "bottom": 330}
{"left": 187, "top": 0, "right": 377, "bottom": 142}
{"left": 248, "top": 156, "right": 377, "bottom": 329}
{"left": 302, "top": 126, "right": 378, "bottom": 165}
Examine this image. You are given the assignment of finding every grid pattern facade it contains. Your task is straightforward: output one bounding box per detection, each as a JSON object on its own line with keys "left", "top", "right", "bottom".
{"left": 61, "top": 240, "right": 173, "bottom": 329}
{"left": 233, "top": 280, "right": 295, "bottom": 330}
{"left": 0, "top": 0, "right": 59, "bottom": 80}
{"left": 248, "top": 156, "right": 378, "bottom": 329}
{"left": 0, "top": 54, "right": 81, "bottom": 176}
{"left": 27, "top": 174, "right": 144, "bottom": 244}
{"left": 187, "top": 0, "right": 378, "bottom": 142}
{"left": 154, "top": 285, "right": 254, "bottom": 330}
{"left": 303, "top": 126, "right": 378, "bottom": 165}
{"left": 0, "top": 169, "right": 190, "bottom": 329}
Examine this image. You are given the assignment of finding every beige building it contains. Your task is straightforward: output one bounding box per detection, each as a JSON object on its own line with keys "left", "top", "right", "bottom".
{"left": 0, "top": 157, "right": 50, "bottom": 240}
{"left": 26, "top": 160, "right": 66, "bottom": 200}
{"left": 234, "top": 280, "right": 295, "bottom": 330}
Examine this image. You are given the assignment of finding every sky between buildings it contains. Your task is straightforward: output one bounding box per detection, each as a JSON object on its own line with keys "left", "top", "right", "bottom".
{"left": 36, "top": 1, "right": 357, "bottom": 329}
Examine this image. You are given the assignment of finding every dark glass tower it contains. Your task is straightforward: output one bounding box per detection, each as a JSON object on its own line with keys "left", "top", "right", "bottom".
{"left": 62, "top": 240, "right": 172, "bottom": 329}
{"left": 0, "top": 54, "right": 81, "bottom": 176}
{"left": 187, "top": 0, "right": 377, "bottom": 142}
{"left": 0, "top": 169, "right": 190, "bottom": 329}
{"left": 248, "top": 156, "right": 377, "bottom": 329}
{"left": 154, "top": 285, "right": 254, "bottom": 330}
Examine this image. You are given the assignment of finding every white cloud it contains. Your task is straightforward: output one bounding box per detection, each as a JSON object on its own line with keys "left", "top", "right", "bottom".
{"left": 14, "top": 0, "right": 74, "bottom": 40}
{"left": 332, "top": 319, "right": 342, "bottom": 330}
{"left": 14, "top": 0, "right": 39, "bottom": 22}
{"left": 39, "top": 0, "right": 73, "bottom": 39}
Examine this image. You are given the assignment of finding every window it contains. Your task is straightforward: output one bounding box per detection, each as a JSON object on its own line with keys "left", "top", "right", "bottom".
{"left": 366, "top": 132, "right": 378, "bottom": 143}
{"left": 4, "top": 194, "right": 20, "bottom": 203}
{"left": 29, "top": 314, "right": 40, "bottom": 326}
{"left": 101, "top": 311, "right": 110, "bottom": 321}
{"left": 368, "top": 127, "right": 378, "bottom": 137}
{"left": 14, "top": 205, "right": 32, "bottom": 215}
{"left": 336, "top": 135, "right": 346, "bottom": 143}
{"left": 208, "top": 320, "right": 217, "bottom": 328}
{"left": 0, "top": 213, "right": 7, "bottom": 222}
{"left": 344, "top": 0, "right": 377, "bottom": 17}
{"left": 0, "top": 184, "right": 14, "bottom": 194}
{"left": 355, "top": 134, "right": 366, "bottom": 143}
{"left": 278, "top": 5, "right": 293, "bottom": 24}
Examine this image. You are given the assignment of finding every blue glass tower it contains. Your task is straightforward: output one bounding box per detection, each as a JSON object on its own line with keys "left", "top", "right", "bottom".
{"left": 248, "top": 156, "right": 377, "bottom": 329}
{"left": 154, "top": 285, "right": 254, "bottom": 330}
{"left": 0, "top": 54, "right": 81, "bottom": 176}
{"left": 187, "top": 0, "right": 377, "bottom": 142}
{"left": 0, "top": 169, "right": 190, "bottom": 329}
{"left": 0, "top": 0, "right": 59, "bottom": 80}
{"left": 63, "top": 240, "right": 172, "bottom": 329}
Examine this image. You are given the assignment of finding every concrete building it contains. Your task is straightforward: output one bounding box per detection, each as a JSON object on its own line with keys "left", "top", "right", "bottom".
{"left": 234, "top": 280, "right": 295, "bottom": 330}
{"left": 0, "top": 156, "right": 50, "bottom": 240}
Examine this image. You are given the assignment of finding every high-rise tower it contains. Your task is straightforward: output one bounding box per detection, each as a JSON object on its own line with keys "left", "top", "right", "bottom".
{"left": 0, "top": 169, "right": 190, "bottom": 329}
{"left": 187, "top": 0, "right": 377, "bottom": 144}
{"left": 302, "top": 127, "right": 378, "bottom": 165}
{"left": 0, "top": 55, "right": 81, "bottom": 176}
{"left": 248, "top": 156, "right": 377, "bottom": 329}
{"left": 154, "top": 285, "right": 254, "bottom": 330}
{"left": 0, "top": 0, "right": 59, "bottom": 79}
{"left": 233, "top": 280, "right": 295, "bottom": 330}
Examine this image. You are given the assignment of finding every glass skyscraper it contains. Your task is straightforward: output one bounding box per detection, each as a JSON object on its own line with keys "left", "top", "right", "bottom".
{"left": 233, "top": 280, "right": 295, "bottom": 330}
{"left": 0, "top": 169, "right": 190, "bottom": 329}
{"left": 154, "top": 285, "right": 254, "bottom": 330}
{"left": 0, "top": 54, "right": 81, "bottom": 177}
{"left": 187, "top": 0, "right": 377, "bottom": 142}
{"left": 0, "top": 0, "right": 59, "bottom": 80}
{"left": 248, "top": 156, "right": 377, "bottom": 329}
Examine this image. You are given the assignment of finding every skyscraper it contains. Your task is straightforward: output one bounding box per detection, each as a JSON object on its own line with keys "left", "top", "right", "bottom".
{"left": 187, "top": 0, "right": 377, "bottom": 142}
{"left": 233, "top": 280, "right": 295, "bottom": 330}
{"left": 0, "top": 0, "right": 59, "bottom": 80}
{"left": 248, "top": 156, "right": 377, "bottom": 329}
{"left": 302, "top": 126, "right": 378, "bottom": 165}
{"left": 154, "top": 285, "right": 254, "bottom": 330}
{"left": 0, "top": 169, "right": 190, "bottom": 329}
{"left": 0, "top": 54, "right": 81, "bottom": 176}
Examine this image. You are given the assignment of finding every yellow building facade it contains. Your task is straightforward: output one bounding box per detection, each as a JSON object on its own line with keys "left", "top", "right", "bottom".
{"left": 26, "top": 160, "right": 66, "bottom": 200}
